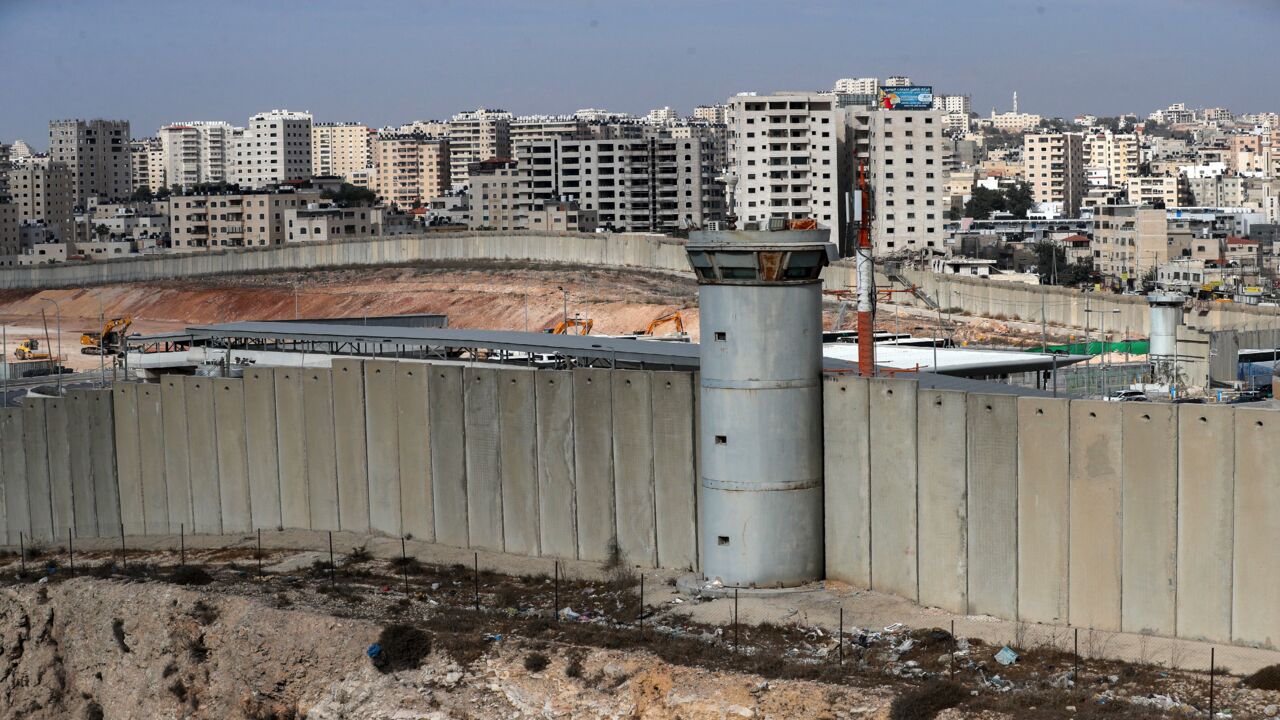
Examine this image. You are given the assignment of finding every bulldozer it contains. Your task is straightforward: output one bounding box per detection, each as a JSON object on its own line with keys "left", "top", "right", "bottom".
{"left": 545, "top": 318, "right": 594, "bottom": 335}
{"left": 81, "top": 316, "right": 133, "bottom": 355}
{"left": 634, "top": 310, "right": 686, "bottom": 337}
{"left": 14, "top": 338, "right": 50, "bottom": 361}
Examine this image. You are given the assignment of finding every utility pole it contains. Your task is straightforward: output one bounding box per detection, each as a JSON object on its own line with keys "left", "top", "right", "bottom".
{"left": 854, "top": 159, "right": 875, "bottom": 376}
{"left": 1040, "top": 288, "right": 1048, "bottom": 354}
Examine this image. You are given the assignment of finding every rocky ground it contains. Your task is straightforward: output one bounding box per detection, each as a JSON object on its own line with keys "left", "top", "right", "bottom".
{"left": 3, "top": 544, "right": 1279, "bottom": 719}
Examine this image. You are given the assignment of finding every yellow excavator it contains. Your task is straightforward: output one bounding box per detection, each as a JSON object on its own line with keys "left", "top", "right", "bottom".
{"left": 14, "top": 338, "right": 50, "bottom": 360}
{"left": 634, "top": 310, "right": 686, "bottom": 337}
{"left": 80, "top": 316, "right": 133, "bottom": 355}
{"left": 546, "top": 318, "right": 594, "bottom": 335}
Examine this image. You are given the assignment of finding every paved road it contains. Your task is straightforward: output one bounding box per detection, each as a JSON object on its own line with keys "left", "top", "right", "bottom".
{"left": 0, "top": 371, "right": 111, "bottom": 407}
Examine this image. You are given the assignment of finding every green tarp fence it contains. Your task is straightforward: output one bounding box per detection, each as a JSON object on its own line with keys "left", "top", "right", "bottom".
{"left": 1027, "top": 340, "right": 1150, "bottom": 356}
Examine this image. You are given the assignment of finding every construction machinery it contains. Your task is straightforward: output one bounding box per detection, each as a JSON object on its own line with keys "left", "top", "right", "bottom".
{"left": 80, "top": 316, "right": 133, "bottom": 355}
{"left": 634, "top": 310, "right": 686, "bottom": 337}
{"left": 546, "top": 318, "right": 593, "bottom": 335}
{"left": 14, "top": 338, "right": 50, "bottom": 360}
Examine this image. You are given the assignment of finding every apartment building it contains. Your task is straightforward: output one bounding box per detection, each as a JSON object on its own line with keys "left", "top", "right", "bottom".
{"left": 527, "top": 199, "right": 597, "bottom": 233}
{"left": 855, "top": 106, "right": 949, "bottom": 252}
{"left": 986, "top": 111, "right": 1042, "bottom": 132}
{"left": 468, "top": 159, "right": 529, "bottom": 231}
{"left": 128, "top": 137, "right": 166, "bottom": 194}
{"left": 7, "top": 161, "right": 75, "bottom": 242}
{"left": 1082, "top": 131, "right": 1139, "bottom": 187}
{"left": 312, "top": 122, "right": 371, "bottom": 180}
{"left": 285, "top": 203, "right": 380, "bottom": 242}
{"left": 510, "top": 116, "right": 588, "bottom": 147}
{"left": 229, "top": 110, "right": 313, "bottom": 189}
{"left": 516, "top": 135, "right": 723, "bottom": 233}
{"left": 166, "top": 187, "right": 321, "bottom": 250}
{"left": 833, "top": 78, "right": 878, "bottom": 95}
{"left": 160, "top": 121, "right": 238, "bottom": 189}
{"left": 1127, "top": 176, "right": 1186, "bottom": 207}
{"left": 1023, "top": 132, "right": 1085, "bottom": 217}
{"left": 726, "top": 92, "right": 947, "bottom": 253}
{"left": 693, "top": 105, "right": 728, "bottom": 124}
{"left": 934, "top": 94, "right": 972, "bottom": 115}
{"left": 446, "top": 108, "right": 513, "bottom": 188}
{"left": 48, "top": 119, "right": 131, "bottom": 205}
{"left": 0, "top": 201, "right": 19, "bottom": 265}
{"left": 727, "top": 92, "right": 849, "bottom": 243}
{"left": 1092, "top": 204, "right": 1168, "bottom": 287}
{"left": 371, "top": 134, "right": 450, "bottom": 209}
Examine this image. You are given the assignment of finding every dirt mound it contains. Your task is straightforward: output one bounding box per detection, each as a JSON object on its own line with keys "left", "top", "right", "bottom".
{"left": 0, "top": 263, "right": 703, "bottom": 343}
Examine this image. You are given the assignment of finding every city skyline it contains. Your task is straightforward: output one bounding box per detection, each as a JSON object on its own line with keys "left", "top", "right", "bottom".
{"left": 3, "top": 0, "right": 1279, "bottom": 147}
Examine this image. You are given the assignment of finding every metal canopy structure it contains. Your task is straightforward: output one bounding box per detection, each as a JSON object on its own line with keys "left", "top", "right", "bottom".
{"left": 129, "top": 319, "right": 1088, "bottom": 380}
{"left": 177, "top": 321, "right": 703, "bottom": 369}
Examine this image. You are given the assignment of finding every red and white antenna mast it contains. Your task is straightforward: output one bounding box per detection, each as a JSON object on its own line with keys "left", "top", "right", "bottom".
{"left": 854, "top": 159, "right": 876, "bottom": 376}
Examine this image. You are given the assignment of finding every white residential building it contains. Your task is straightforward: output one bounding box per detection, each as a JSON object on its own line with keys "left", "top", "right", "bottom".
{"left": 160, "top": 121, "right": 238, "bottom": 189}
{"left": 446, "top": 108, "right": 513, "bottom": 189}
{"left": 128, "top": 137, "right": 165, "bottom": 194}
{"left": 693, "top": 105, "right": 728, "bottom": 124}
{"left": 229, "top": 110, "right": 313, "bottom": 189}
{"left": 645, "top": 106, "right": 680, "bottom": 124}
{"left": 312, "top": 122, "right": 371, "bottom": 180}
{"left": 833, "top": 78, "right": 878, "bottom": 95}
{"left": 1082, "top": 130, "right": 1139, "bottom": 188}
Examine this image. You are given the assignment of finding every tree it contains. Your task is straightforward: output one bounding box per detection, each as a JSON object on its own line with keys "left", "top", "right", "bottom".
{"left": 321, "top": 183, "right": 378, "bottom": 207}
{"left": 962, "top": 182, "right": 1034, "bottom": 220}
{"left": 94, "top": 224, "right": 110, "bottom": 240}
{"left": 130, "top": 185, "right": 153, "bottom": 202}
{"left": 1004, "top": 183, "right": 1035, "bottom": 219}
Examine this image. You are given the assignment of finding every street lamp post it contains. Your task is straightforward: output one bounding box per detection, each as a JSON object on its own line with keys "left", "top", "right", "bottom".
{"left": 39, "top": 297, "right": 62, "bottom": 393}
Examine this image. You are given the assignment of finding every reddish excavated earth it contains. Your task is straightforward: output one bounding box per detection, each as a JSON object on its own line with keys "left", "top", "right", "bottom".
{"left": 0, "top": 264, "right": 703, "bottom": 345}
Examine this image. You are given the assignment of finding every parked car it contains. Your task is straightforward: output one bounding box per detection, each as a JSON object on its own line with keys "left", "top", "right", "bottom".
{"left": 1105, "top": 389, "right": 1148, "bottom": 402}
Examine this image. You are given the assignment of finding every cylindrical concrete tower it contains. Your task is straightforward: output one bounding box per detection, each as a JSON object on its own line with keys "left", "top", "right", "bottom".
{"left": 686, "top": 229, "right": 834, "bottom": 588}
{"left": 1147, "top": 293, "right": 1184, "bottom": 364}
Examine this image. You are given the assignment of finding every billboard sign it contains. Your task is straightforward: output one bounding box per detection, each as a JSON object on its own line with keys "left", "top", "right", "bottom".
{"left": 878, "top": 86, "right": 934, "bottom": 110}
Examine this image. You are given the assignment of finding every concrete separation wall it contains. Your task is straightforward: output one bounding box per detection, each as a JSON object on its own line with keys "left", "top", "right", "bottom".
{"left": 9, "top": 362, "right": 1280, "bottom": 651}
{"left": 0, "top": 231, "right": 694, "bottom": 290}
{"left": 823, "top": 375, "right": 1280, "bottom": 650}
{"left": 1, "top": 362, "right": 699, "bottom": 579}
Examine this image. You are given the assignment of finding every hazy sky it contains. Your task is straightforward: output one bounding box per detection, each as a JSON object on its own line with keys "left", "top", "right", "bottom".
{"left": 3, "top": 0, "right": 1278, "bottom": 147}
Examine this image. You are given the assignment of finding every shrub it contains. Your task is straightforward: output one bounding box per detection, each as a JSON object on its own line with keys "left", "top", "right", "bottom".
{"left": 524, "top": 652, "right": 550, "bottom": 673}
{"left": 373, "top": 624, "right": 432, "bottom": 673}
{"left": 889, "top": 681, "right": 966, "bottom": 720}
{"left": 1243, "top": 664, "right": 1280, "bottom": 690}
{"left": 170, "top": 565, "right": 214, "bottom": 586}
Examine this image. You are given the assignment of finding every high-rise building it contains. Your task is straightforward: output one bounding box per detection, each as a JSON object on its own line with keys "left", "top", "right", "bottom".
{"left": 727, "top": 91, "right": 946, "bottom": 253}
{"left": 229, "top": 110, "right": 313, "bottom": 189}
{"left": 693, "top": 105, "right": 728, "bottom": 124}
{"left": 167, "top": 187, "right": 322, "bottom": 250}
{"left": 1023, "top": 132, "right": 1086, "bottom": 217}
{"left": 446, "top": 108, "right": 512, "bottom": 189}
{"left": 7, "top": 160, "right": 76, "bottom": 242}
{"left": 1092, "top": 204, "right": 1168, "bottom": 287}
{"left": 516, "top": 135, "right": 723, "bottom": 233}
{"left": 833, "top": 78, "right": 878, "bottom": 95}
{"left": 727, "top": 92, "right": 848, "bottom": 241}
{"left": 645, "top": 106, "right": 680, "bottom": 124}
{"left": 371, "top": 134, "right": 450, "bottom": 208}
{"left": 1082, "top": 130, "right": 1139, "bottom": 188}
{"left": 509, "top": 115, "right": 588, "bottom": 147}
{"left": 0, "top": 201, "right": 18, "bottom": 265}
{"left": 48, "top": 119, "right": 132, "bottom": 205}
{"left": 128, "top": 138, "right": 166, "bottom": 194}
{"left": 160, "top": 121, "right": 238, "bottom": 189}
{"left": 883, "top": 76, "right": 913, "bottom": 87}
{"left": 312, "top": 122, "right": 371, "bottom": 180}
{"left": 856, "top": 106, "right": 950, "bottom": 252}
{"left": 934, "top": 94, "right": 972, "bottom": 115}
{"left": 467, "top": 159, "right": 530, "bottom": 230}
